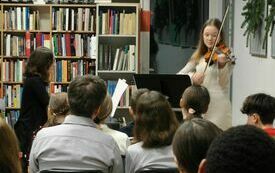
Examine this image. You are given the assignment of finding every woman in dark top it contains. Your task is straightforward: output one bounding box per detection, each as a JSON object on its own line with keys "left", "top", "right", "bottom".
{"left": 14, "top": 47, "right": 54, "bottom": 173}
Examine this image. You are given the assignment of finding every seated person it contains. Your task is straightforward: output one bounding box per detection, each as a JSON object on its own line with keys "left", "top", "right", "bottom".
{"left": 180, "top": 85, "right": 210, "bottom": 120}
{"left": 198, "top": 125, "right": 275, "bottom": 173}
{"left": 0, "top": 118, "right": 22, "bottom": 173}
{"left": 44, "top": 92, "right": 70, "bottom": 127}
{"left": 29, "top": 75, "right": 123, "bottom": 173}
{"left": 241, "top": 93, "right": 275, "bottom": 137}
{"left": 125, "top": 90, "right": 179, "bottom": 173}
{"left": 172, "top": 118, "right": 222, "bottom": 173}
{"left": 94, "top": 94, "right": 130, "bottom": 156}
{"left": 119, "top": 88, "right": 149, "bottom": 137}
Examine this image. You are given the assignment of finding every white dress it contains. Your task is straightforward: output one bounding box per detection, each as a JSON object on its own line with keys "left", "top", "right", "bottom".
{"left": 178, "top": 58, "right": 234, "bottom": 130}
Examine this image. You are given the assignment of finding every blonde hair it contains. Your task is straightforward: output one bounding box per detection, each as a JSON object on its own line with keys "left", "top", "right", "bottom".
{"left": 45, "top": 92, "right": 70, "bottom": 127}
{"left": 0, "top": 118, "right": 22, "bottom": 173}
{"left": 95, "top": 94, "right": 113, "bottom": 124}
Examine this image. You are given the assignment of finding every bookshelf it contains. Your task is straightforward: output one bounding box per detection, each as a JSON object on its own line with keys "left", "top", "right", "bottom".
{"left": 0, "top": 2, "right": 142, "bottom": 126}
{"left": 96, "top": 3, "right": 139, "bottom": 112}
{"left": 0, "top": 3, "right": 98, "bottom": 126}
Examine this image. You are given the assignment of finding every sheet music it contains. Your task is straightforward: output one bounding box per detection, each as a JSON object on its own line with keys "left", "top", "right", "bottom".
{"left": 110, "top": 78, "right": 128, "bottom": 118}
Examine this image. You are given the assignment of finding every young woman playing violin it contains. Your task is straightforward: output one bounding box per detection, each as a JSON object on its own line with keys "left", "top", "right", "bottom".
{"left": 178, "top": 18, "right": 235, "bottom": 130}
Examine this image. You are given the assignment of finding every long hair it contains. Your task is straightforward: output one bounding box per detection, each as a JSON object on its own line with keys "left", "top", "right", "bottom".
{"left": 191, "top": 18, "right": 226, "bottom": 62}
{"left": 44, "top": 92, "right": 70, "bottom": 127}
{"left": 134, "top": 91, "right": 179, "bottom": 148}
{"left": 24, "top": 47, "right": 54, "bottom": 82}
{"left": 0, "top": 118, "right": 22, "bottom": 173}
{"left": 94, "top": 94, "right": 113, "bottom": 124}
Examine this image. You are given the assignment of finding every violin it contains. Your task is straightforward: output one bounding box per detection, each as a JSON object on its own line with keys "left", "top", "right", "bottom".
{"left": 204, "top": 44, "right": 231, "bottom": 65}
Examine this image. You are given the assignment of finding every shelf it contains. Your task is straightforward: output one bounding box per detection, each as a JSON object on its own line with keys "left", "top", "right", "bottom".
{"left": 2, "top": 56, "right": 28, "bottom": 59}
{"left": 3, "top": 30, "right": 51, "bottom": 33}
{"left": 55, "top": 56, "right": 96, "bottom": 60}
{"left": 98, "top": 34, "right": 136, "bottom": 38}
{"left": 5, "top": 107, "right": 20, "bottom": 110}
{"left": 2, "top": 82, "right": 23, "bottom": 85}
{"left": 52, "top": 31, "right": 96, "bottom": 34}
{"left": 50, "top": 82, "right": 70, "bottom": 85}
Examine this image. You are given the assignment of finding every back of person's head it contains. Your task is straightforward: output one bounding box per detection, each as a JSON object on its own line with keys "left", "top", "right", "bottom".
{"left": 24, "top": 47, "right": 54, "bottom": 82}
{"left": 200, "top": 125, "right": 275, "bottom": 173}
{"left": 173, "top": 118, "right": 222, "bottom": 173}
{"left": 180, "top": 85, "right": 210, "bottom": 119}
{"left": 241, "top": 93, "right": 275, "bottom": 125}
{"left": 129, "top": 88, "right": 149, "bottom": 114}
{"left": 45, "top": 92, "right": 70, "bottom": 127}
{"left": 0, "top": 118, "right": 22, "bottom": 173}
{"left": 68, "top": 75, "right": 107, "bottom": 118}
{"left": 134, "top": 90, "right": 179, "bottom": 148}
{"left": 94, "top": 94, "right": 113, "bottom": 124}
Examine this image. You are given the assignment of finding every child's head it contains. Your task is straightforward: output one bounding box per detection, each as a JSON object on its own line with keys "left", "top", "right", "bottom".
{"left": 180, "top": 85, "right": 210, "bottom": 120}
{"left": 134, "top": 90, "right": 179, "bottom": 148}
{"left": 0, "top": 118, "right": 22, "bottom": 173}
{"left": 94, "top": 94, "right": 113, "bottom": 124}
{"left": 241, "top": 93, "right": 275, "bottom": 127}
{"left": 172, "top": 118, "right": 222, "bottom": 173}
{"left": 129, "top": 88, "right": 149, "bottom": 119}
{"left": 193, "top": 18, "right": 225, "bottom": 60}
{"left": 46, "top": 92, "right": 70, "bottom": 127}
{"left": 24, "top": 47, "right": 54, "bottom": 82}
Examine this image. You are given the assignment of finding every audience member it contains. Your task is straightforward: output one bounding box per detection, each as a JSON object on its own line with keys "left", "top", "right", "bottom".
{"left": 125, "top": 90, "right": 179, "bottom": 173}
{"left": 198, "top": 125, "right": 275, "bottom": 173}
{"left": 29, "top": 75, "right": 123, "bottom": 173}
{"left": 0, "top": 118, "right": 22, "bottom": 173}
{"left": 241, "top": 93, "right": 275, "bottom": 137}
{"left": 14, "top": 47, "right": 54, "bottom": 173}
{"left": 44, "top": 92, "right": 70, "bottom": 127}
{"left": 172, "top": 118, "right": 222, "bottom": 173}
{"left": 94, "top": 94, "right": 130, "bottom": 156}
{"left": 180, "top": 85, "right": 210, "bottom": 120}
{"left": 119, "top": 88, "right": 149, "bottom": 137}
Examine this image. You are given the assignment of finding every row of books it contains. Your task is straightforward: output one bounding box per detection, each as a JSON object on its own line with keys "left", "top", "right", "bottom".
{"left": 3, "top": 7, "right": 40, "bottom": 31}
{"left": 4, "top": 33, "right": 51, "bottom": 57}
{"left": 99, "top": 9, "right": 136, "bottom": 35}
{"left": 2, "top": 59, "right": 26, "bottom": 82}
{"left": 4, "top": 110, "right": 20, "bottom": 128}
{"left": 52, "top": 7, "right": 96, "bottom": 32}
{"left": 107, "top": 80, "right": 136, "bottom": 107}
{"left": 98, "top": 44, "right": 136, "bottom": 71}
{"left": 52, "top": 34, "right": 96, "bottom": 58}
{"left": 50, "top": 84, "right": 69, "bottom": 93}
{"left": 55, "top": 59, "right": 96, "bottom": 82}
{"left": 4, "top": 85, "right": 22, "bottom": 108}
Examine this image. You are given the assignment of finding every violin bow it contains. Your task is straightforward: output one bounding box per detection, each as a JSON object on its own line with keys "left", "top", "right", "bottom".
{"left": 203, "top": 4, "right": 230, "bottom": 74}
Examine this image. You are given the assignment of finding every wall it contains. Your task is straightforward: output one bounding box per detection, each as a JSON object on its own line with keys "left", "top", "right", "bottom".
{"left": 232, "top": 1, "right": 275, "bottom": 125}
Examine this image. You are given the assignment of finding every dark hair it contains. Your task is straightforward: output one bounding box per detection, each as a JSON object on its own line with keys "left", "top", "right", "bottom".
{"left": 24, "top": 47, "right": 54, "bottom": 82}
{"left": 206, "top": 125, "right": 275, "bottom": 173}
{"left": 94, "top": 94, "right": 113, "bottom": 124}
{"left": 191, "top": 18, "right": 225, "bottom": 62}
{"left": 241, "top": 93, "right": 275, "bottom": 124}
{"left": 172, "top": 118, "right": 222, "bottom": 173}
{"left": 130, "top": 88, "right": 149, "bottom": 113}
{"left": 68, "top": 75, "right": 107, "bottom": 118}
{"left": 0, "top": 118, "right": 22, "bottom": 173}
{"left": 134, "top": 91, "right": 179, "bottom": 148}
{"left": 181, "top": 85, "right": 210, "bottom": 119}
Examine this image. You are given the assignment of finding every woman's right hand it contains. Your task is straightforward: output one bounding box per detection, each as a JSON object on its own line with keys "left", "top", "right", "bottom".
{"left": 192, "top": 72, "right": 205, "bottom": 85}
